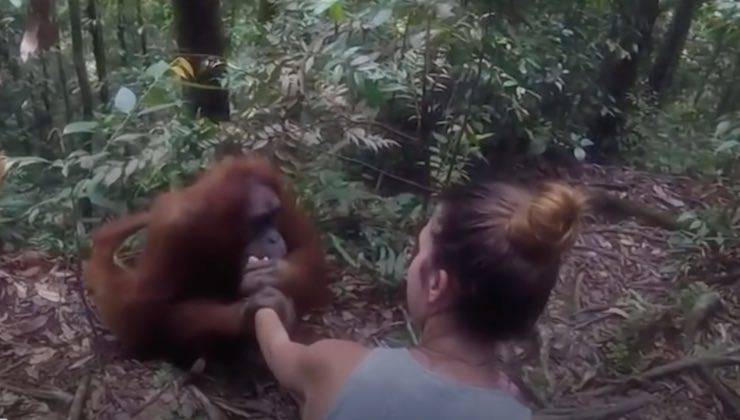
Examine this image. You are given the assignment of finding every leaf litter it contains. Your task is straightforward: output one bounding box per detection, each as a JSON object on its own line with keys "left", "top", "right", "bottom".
{"left": 0, "top": 163, "right": 738, "bottom": 419}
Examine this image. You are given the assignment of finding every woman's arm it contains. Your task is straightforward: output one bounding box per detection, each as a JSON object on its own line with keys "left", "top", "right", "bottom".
{"left": 255, "top": 307, "right": 314, "bottom": 395}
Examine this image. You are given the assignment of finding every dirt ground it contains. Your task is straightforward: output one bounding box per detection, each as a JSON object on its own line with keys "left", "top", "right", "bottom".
{"left": 1, "top": 163, "right": 738, "bottom": 419}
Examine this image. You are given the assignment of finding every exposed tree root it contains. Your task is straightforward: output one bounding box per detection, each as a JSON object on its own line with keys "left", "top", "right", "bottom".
{"left": 584, "top": 354, "right": 740, "bottom": 397}
{"left": 535, "top": 393, "right": 655, "bottom": 420}
{"left": 0, "top": 380, "right": 73, "bottom": 404}
{"left": 66, "top": 374, "right": 91, "bottom": 420}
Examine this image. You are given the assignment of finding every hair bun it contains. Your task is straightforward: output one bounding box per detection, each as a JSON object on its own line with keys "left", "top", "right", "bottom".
{"left": 507, "top": 182, "right": 586, "bottom": 258}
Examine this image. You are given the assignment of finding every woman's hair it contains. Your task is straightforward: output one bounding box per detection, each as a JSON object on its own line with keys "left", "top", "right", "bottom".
{"left": 433, "top": 181, "right": 586, "bottom": 340}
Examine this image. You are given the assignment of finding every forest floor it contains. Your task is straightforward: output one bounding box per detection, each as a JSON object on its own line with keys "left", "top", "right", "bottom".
{"left": 0, "top": 163, "right": 739, "bottom": 420}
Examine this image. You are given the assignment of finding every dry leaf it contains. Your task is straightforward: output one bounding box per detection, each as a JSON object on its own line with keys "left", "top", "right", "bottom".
{"left": 29, "top": 347, "right": 56, "bottom": 364}
{"left": 18, "top": 266, "right": 42, "bottom": 278}
{"left": 35, "top": 283, "right": 62, "bottom": 302}
{"left": 15, "top": 315, "right": 48, "bottom": 334}
{"left": 69, "top": 355, "right": 94, "bottom": 370}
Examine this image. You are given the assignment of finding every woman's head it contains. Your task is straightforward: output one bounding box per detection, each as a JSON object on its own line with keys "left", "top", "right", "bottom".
{"left": 406, "top": 181, "right": 586, "bottom": 340}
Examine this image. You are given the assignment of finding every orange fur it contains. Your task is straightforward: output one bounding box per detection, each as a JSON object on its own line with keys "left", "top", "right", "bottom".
{"left": 84, "top": 155, "right": 329, "bottom": 363}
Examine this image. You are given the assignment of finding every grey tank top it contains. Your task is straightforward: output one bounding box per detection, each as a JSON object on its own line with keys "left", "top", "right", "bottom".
{"left": 327, "top": 348, "right": 531, "bottom": 420}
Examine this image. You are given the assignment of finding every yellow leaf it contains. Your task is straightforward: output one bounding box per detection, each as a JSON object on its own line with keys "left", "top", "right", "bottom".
{"left": 171, "top": 65, "right": 189, "bottom": 80}
{"left": 171, "top": 57, "right": 195, "bottom": 80}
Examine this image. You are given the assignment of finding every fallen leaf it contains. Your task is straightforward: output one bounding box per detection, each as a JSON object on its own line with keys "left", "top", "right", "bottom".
{"left": 652, "top": 185, "right": 685, "bottom": 207}
{"left": 13, "top": 281, "right": 28, "bottom": 299}
{"left": 15, "top": 315, "right": 48, "bottom": 334}
{"left": 29, "top": 347, "right": 56, "bottom": 364}
{"left": 18, "top": 266, "right": 42, "bottom": 278}
{"left": 35, "top": 283, "right": 62, "bottom": 302}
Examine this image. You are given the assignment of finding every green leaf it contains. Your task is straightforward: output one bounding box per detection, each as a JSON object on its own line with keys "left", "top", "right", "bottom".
{"left": 715, "top": 120, "right": 731, "bottom": 137}
{"left": 580, "top": 138, "right": 594, "bottom": 147}
{"left": 328, "top": 3, "right": 345, "bottom": 22}
{"left": 329, "top": 234, "right": 358, "bottom": 268}
{"left": 716, "top": 140, "right": 739, "bottom": 153}
{"left": 145, "top": 60, "right": 171, "bottom": 79}
{"left": 6, "top": 156, "right": 49, "bottom": 172}
{"left": 503, "top": 80, "right": 518, "bottom": 88}
{"left": 63, "top": 121, "right": 98, "bottom": 135}
{"left": 112, "top": 133, "right": 148, "bottom": 143}
{"left": 114, "top": 87, "right": 137, "bottom": 114}
{"left": 677, "top": 212, "right": 695, "bottom": 223}
{"left": 104, "top": 166, "right": 123, "bottom": 186}
{"left": 313, "top": 0, "right": 340, "bottom": 15}
{"left": 350, "top": 55, "right": 371, "bottom": 66}
{"left": 138, "top": 102, "right": 180, "bottom": 116}
{"left": 574, "top": 147, "right": 586, "bottom": 161}
{"left": 369, "top": 9, "right": 392, "bottom": 28}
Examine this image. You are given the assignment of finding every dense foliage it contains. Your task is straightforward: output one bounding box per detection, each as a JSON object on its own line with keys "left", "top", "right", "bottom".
{"left": 0, "top": 0, "right": 738, "bottom": 285}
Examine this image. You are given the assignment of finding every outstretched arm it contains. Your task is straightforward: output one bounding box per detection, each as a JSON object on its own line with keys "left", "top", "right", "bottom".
{"left": 255, "top": 308, "right": 314, "bottom": 396}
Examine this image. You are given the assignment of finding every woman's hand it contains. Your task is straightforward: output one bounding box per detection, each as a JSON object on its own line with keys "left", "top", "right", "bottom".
{"left": 246, "top": 286, "right": 296, "bottom": 331}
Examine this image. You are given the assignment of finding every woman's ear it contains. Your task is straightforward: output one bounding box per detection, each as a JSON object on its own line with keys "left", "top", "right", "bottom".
{"left": 427, "top": 269, "right": 450, "bottom": 305}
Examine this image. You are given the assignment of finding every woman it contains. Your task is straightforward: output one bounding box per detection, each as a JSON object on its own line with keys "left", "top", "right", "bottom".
{"left": 253, "top": 181, "right": 585, "bottom": 420}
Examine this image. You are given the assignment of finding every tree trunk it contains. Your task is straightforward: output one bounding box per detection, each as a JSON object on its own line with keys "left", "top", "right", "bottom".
{"left": 56, "top": 49, "right": 72, "bottom": 123}
{"left": 588, "top": 0, "right": 660, "bottom": 155}
{"left": 68, "top": 0, "right": 94, "bottom": 136}
{"left": 172, "top": 0, "right": 230, "bottom": 121}
{"left": 87, "top": 0, "right": 109, "bottom": 106}
{"left": 116, "top": 0, "right": 128, "bottom": 65}
{"left": 648, "top": 0, "right": 704, "bottom": 97}
{"left": 136, "top": 0, "right": 148, "bottom": 62}
{"left": 39, "top": 53, "right": 53, "bottom": 115}
{"left": 28, "top": 71, "right": 50, "bottom": 149}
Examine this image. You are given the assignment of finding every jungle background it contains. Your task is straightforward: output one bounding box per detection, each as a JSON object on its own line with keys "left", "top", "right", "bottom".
{"left": 0, "top": 0, "right": 739, "bottom": 418}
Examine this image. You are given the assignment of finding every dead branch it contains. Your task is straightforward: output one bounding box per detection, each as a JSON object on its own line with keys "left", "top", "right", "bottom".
{"left": 697, "top": 365, "right": 740, "bottom": 419}
{"left": 689, "top": 268, "right": 740, "bottom": 286}
{"left": 0, "top": 380, "right": 74, "bottom": 404}
{"left": 188, "top": 385, "right": 227, "bottom": 420}
{"left": 535, "top": 393, "right": 655, "bottom": 420}
{"left": 0, "top": 358, "right": 26, "bottom": 376}
{"left": 584, "top": 355, "right": 740, "bottom": 397}
{"left": 130, "top": 384, "right": 172, "bottom": 418}
{"left": 212, "top": 396, "right": 274, "bottom": 418}
{"left": 67, "top": 374, "right": 91, "bottom": 420}
{"left": 586, "top": 188, "right": 681, "bottom": 230}
{"left": 573, "top": 313, "right": 618, "bottom": 330}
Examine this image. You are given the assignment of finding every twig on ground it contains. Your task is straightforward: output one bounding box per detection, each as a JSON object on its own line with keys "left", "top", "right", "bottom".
{"left": 535, "top": 393, "right": 655, "bottom": 420}
{"left": 0, "top": 380, "right": 74, "bottom": 404}
{"left": 0, "top": 358, "right": 25, "bottom": 376}
{"left": 188, "top": 385, "right": 227, "bottom": 420}
{"left": 688, "top": 268, "right": 740, "bottom": 286}
{"left": 212, "top": 396, "right": 274, "bottom": 418}
{"left": 697, "top": 365, "right": 740, "bottom": 419}
{"left": 583, "top": 355, "right": 740, "bottom": 397}
{"left": 67, "top": 374, "right": 91, "bottom": 420}
{"left": 130, "top": 384, "right": 172, "bottom": 418}
{"left": 573, "top": 313, "right": 618, "bottom": 330}
{"left": 585, "top": 226, "right": 670, "bottom": 243}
